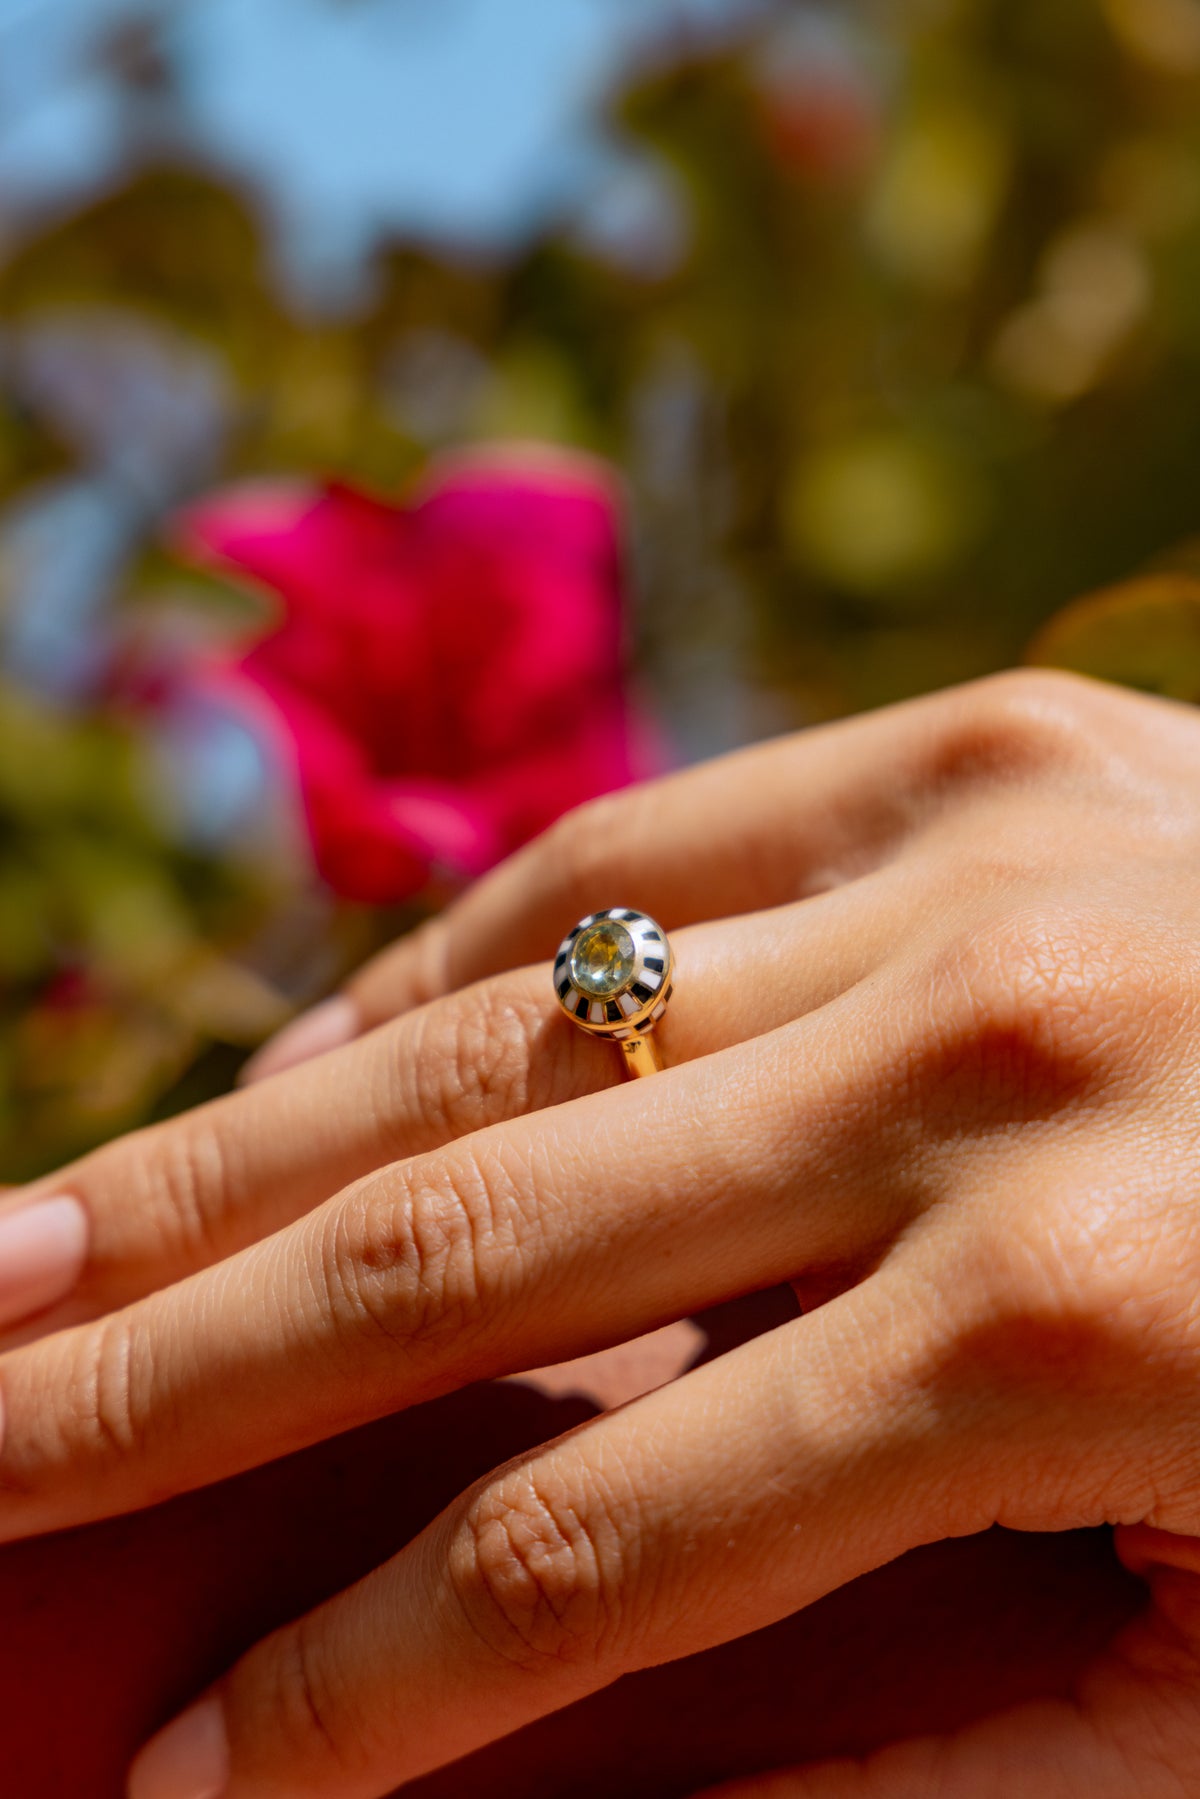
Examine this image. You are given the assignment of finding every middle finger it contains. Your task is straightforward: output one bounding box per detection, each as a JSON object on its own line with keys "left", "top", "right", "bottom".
{"left": 0, "top": 952, "right": 923, "bottom": 1541}
{"left": 0, "top": 869, "right": 917, "bottom": 1345}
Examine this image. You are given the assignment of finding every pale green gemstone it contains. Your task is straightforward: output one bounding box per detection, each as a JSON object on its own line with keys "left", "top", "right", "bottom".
{"left": 571, "top": 921, "right": 636, "bottom": 998}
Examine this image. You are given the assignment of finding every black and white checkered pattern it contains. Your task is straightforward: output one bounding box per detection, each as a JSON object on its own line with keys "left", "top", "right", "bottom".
{"left": 553, "top": 906, "right": 674, "bottom": 1040}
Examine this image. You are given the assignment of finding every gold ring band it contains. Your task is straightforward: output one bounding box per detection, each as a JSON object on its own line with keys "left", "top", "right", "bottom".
{"left": 553, "top": 907, "right": 674, "bottom": 1079}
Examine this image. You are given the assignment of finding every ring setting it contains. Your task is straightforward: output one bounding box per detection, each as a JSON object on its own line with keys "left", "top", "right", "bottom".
{"left": 554, "top": 907, "right": 674, "bottom": 1078}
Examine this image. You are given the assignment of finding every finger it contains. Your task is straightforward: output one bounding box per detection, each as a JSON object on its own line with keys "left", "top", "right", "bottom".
{"left": 693, "top": 1535, "right": 1200, "bottom": 1798}
{"left": 689, "top": 1689, "right": 1188, "bottom": 1798}
{"left": 0, "top": 962, "right": 934, "bottom": 1539}
{"left": 0, "top": 871, "right": 909, "bottom": 1343}
{"left": 247, "top": 669, "right": 1094, "bottom": 1078}
{"left": 127, "top": 1263, "right": 994, "bottom": 1799}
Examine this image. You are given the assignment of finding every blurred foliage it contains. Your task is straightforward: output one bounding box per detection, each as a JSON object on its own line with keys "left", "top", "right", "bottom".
{"left": 0, "top": 678, "right": 291, "bottom": 1177}
{"left": 5, "top": 0, "right": 1200, "bottom": 1169}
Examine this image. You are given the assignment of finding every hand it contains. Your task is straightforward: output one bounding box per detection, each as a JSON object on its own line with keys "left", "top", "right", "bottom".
{"left": 0, "top": 1317, "right": 1143, "bottom": 1798}
{"left": 1, "top": 670, "right": 1200, "bottom": 1796}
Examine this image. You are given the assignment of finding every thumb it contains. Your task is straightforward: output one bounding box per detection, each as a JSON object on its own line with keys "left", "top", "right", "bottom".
{"left": 694, "top": 1537, "right": 1200, "bottom": 1799}
{"left": 693, "top": 1703, "right": 1174, "bottom": 1799}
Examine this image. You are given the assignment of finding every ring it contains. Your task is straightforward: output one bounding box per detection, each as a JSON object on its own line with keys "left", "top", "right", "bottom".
{"left": 553, "top": 907, "right": 674, "bottom": 1079}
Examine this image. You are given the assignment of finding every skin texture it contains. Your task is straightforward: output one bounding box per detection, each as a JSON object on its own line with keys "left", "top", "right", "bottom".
{"left": 2, "top": 669, "right": 1200, "bottom": 1795}
{"left": 0, "top": 1322, "right": 1145, "bottom": 1796}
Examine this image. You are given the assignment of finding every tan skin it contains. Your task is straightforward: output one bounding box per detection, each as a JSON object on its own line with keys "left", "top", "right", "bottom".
{"left": 0, "top": 1330, "right": 1144, "bottom": 1796}
{"left": 1, "top": 669, "right": 1199, "bottom": 1796}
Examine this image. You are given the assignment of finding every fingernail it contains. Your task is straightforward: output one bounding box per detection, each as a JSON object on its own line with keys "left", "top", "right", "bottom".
{"left": 239, "top": 994, "right": 359, "bottom": 1085}
{"left": 0, "top": 1195, "right": 89, "bottom": 1330}
{"left": 128, "top": 1695, "right": 229, "bottom": 1799}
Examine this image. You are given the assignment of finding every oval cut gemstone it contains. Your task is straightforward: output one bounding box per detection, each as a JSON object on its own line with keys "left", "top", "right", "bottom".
{"left": 571, "top": 920, "right": 636, "bottom": 998}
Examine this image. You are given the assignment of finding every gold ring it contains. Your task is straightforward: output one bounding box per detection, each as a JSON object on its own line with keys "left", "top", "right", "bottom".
{"left": 553, "top": 907, "right": 674, "bottom": 1078}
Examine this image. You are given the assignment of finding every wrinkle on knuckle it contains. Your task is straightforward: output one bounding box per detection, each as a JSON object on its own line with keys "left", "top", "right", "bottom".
{"left": 407, "top": 984, "right": 540, "bottom": 1141}
{"left": 450, "top": 1465, "right": 633, "bottom": 1676}
{"left": 66, "top": 1311, "right": 150, "bottom": 1464}
{"left": 324, "top": 1149, "right": 514, "bottom": 1363}
{"left": 90, "top": 1115, "right": 233, "bottom": 1269}
{"left": 160, "top": 1116, "right": 240, "bottom": 1262}
{"left": 246, "top": 1621, "right": 367, "bottom": 1784}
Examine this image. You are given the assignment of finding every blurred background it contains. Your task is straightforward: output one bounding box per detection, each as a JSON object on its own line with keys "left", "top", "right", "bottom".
{"left": 3, "top": 0, "right": 1200, "bottom": 1176}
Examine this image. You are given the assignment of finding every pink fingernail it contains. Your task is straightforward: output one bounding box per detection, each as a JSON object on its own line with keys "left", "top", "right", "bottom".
{"left": 0, "top": 1195, "right": 89, "bottom": 1330}
{"left": 239, "top": 994, "right": 359, "bottom": 1085}
{"left": 128, "top": 1695, "right": 229, "bottom": 1799}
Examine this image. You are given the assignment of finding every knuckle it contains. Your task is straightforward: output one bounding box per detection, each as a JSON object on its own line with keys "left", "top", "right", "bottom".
{"left": 966, "top": 1195, "right": 1133, "bottom": 1336}
{"left": 449, "top": 1462, "right": 633, "bottom": 1674}
{"left": 405, "top": 981, "right": 541, "bottom": 1142}
{"left": 1035, "top": 1177, "right": 1200, "bottom": 1363}
{"left": 920, "top": 903, "right": 1149, "bottom": 1122}
{"left": 944, "top": 1197, "right": 1170, "bottom": 1496}
{"left": 927, "top": 668, "right": 1105, "bottom": 788}
{"left": 241, "top": 1619, "right": 370, "bottom": 1784}
{"left": 943, "top": 1120, "right": 1199, "bottom": 1402}
{"left": 321, "top": 1147, "right": 517, "bottom": 1363}
{"left": 65, "top": 1311, "right": 149, "bottom": 1463}
{"left": 81, "top": 1113, "right": 234, "bottom": 1272}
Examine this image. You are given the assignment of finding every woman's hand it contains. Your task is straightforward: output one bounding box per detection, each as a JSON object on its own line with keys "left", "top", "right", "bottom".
{"left": 2, "top": 669, "right": 1200, "bottom": 1796}
{"left": 0, "top": 1339, "right": 1143, "bottom": 1798}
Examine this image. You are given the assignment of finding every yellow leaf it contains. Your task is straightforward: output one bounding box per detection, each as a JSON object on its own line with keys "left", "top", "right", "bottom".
{"left": 1027, "top": 573, "right": 1200, "bottom": 700}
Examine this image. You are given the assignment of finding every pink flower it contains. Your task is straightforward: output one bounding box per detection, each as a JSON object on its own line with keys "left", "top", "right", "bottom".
{"left": 171, "top": 449, "right": 647, "bottom": 903}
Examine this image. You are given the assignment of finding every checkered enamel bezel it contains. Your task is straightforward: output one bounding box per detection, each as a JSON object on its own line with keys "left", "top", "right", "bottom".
{"left": 554, "top": 907, "right": 674, "bottom": 1040}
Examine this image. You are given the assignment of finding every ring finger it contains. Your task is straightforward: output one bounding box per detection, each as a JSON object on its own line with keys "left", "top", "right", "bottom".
{"left": 251, "top": 674, "right": 1047, "bottom": 1074}
{"left": 0, "top": 937, "right": 934, "bottom": 1541}
{"left": 0, "top": 863, "right": 925, "bottom": 1346}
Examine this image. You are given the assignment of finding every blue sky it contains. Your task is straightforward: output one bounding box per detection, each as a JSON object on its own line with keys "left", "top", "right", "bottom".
{"left": 0, "top": 0, "right": 765, "bottom": 293}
